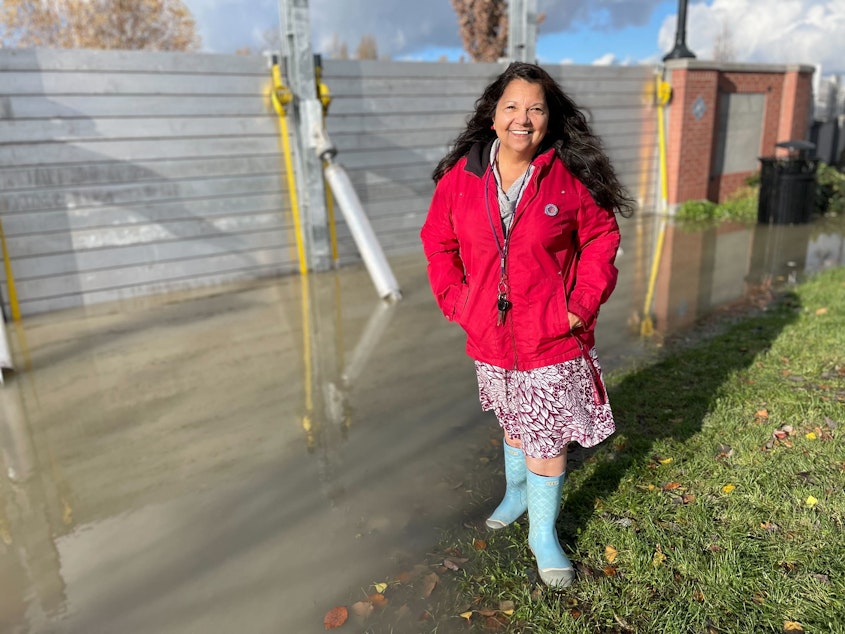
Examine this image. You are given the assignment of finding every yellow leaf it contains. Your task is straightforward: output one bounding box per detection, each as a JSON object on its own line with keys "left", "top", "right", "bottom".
{"left": 658, "top": 457, "right": 673, "bottom": 464}
{"left": 722, "top": 484, "right": 736, "bottom": 494}
{"left": 805, "top": 432, "right": 817, "bottom": 440}
{"left": 502, "top": 609, "right": 514, "bottom": 616}
{"left": 652, "top": 545, "right": 666, "bottom": 567}
{"left": 373, "top": 582, "right": 388, "bottom": 594}
{"left": 605, "top": 545, "right": 618, "bottom": 563}
{"left": 814, "top": 307, "right": 828, "bottom": 315}
{"left": 784, "top": 621, "right": 804, "bottom": 632}
{"left": 805, "top": 496, "right": 818, "bottom": 508}
{"left": 459, "top": 611, "right": 473, "bottom": 621}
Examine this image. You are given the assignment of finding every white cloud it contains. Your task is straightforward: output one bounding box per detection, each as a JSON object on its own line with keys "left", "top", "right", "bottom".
{"left": 658, "top": 0, "right": 845, "bottom": 72}
{"left": 592, "top": 53, "right": 617, "bottom": 65}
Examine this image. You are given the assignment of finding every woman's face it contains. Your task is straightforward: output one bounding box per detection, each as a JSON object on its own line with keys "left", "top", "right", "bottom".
{"left": 492, "top": 78, "right": 549, "bottom": 162}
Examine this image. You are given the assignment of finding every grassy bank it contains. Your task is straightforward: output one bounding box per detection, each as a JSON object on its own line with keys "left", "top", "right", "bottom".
{"left": 341, "top": 266, "right": 844, "bottom": 633}
{"left": 442, "top": 266, "right": 845, "bottom": 633}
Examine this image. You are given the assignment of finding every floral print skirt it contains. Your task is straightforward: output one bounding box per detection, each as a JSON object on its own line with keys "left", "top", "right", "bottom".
{"left": 475, "top": 349, "right": 615, "bottom": 459}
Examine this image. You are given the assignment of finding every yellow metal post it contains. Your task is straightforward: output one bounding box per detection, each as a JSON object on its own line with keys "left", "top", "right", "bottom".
{"left": 315, "top": 60, "right": 339, "bottom": 264}
{"left": 271, "top": 61, "right": 309, "bottom": 278}
{"left": 641, "top": 72, "right": 672, "bottom": 337}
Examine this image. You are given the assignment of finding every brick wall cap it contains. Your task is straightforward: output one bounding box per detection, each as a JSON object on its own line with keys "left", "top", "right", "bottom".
{"left": 664, "top": 59, "right": 814, "bottom": 74}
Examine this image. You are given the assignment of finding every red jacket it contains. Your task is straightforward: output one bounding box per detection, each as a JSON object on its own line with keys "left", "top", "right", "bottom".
{"left": 421, "top": 143, "right": 620, "bottom": 372}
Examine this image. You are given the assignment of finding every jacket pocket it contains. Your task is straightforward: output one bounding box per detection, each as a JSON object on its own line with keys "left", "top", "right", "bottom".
{"left": 451, "top": 282, "right": 471, "bottom": 324}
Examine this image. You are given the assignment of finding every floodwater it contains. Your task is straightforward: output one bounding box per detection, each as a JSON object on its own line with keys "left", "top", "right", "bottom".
{"left": 1, "top": 214, "right": 843, "bottom": 634}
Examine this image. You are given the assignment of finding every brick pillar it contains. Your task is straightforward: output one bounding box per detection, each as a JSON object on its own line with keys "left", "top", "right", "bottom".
{"left": 665, "top": 61, "right": 719, "bottom": 209}
{"left": 777, "top": 66, "right": 815, "bottom": 156}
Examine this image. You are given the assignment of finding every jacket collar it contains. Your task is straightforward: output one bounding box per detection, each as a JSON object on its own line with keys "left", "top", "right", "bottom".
{"left": 463, "top": 140, "right": 556, "bottom": 178}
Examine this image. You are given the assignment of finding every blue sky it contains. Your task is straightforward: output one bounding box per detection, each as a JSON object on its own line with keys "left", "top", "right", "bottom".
{"left": 183, "top": 0, "right": 845, "bottom": 74}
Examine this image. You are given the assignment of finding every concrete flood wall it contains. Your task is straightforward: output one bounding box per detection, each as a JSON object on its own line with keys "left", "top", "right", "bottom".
{"left": 0, "top": 50, "right": 658, "bottom": 317}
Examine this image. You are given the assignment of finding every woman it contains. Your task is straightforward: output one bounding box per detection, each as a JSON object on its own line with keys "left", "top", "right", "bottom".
{"left": 420, "top": 62, "right": 634, "bottom": 587}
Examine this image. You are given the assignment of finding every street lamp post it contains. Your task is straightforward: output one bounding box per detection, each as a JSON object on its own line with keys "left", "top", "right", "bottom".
{"left": 663, "top": 0, "right": 696, "bottom": 61}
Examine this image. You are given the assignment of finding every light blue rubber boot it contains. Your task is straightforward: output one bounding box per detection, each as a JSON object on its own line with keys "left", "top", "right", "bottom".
{"left": 485, "top": 443, "right": 528, "bottom": 529}
{"left": 526, "top": 470, "right": 575, "bottom": 587}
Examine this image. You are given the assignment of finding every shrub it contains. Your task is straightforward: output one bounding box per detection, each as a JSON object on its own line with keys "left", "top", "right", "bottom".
{"left": 816, "top": 162, "right": 845, "bottom": 216}
{"left": 676, "top": 199, "right": 718, "bottom": 222}
{"left": 719, "top": 184, "right": 759, "bottom": 223}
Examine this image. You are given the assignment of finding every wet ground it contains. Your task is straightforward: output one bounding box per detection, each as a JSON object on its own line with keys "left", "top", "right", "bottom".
{"left": 1, "top": 214, "right": 843, "bottom": 633}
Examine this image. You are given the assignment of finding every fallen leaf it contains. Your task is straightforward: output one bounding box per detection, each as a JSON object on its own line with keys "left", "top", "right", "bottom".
{"left": 351, "top": 601, "right": 374, "bottom": 619}
{"left": 605, "top": 545, "right": 618, "bottom": 563}
{"left": 662, "top": 481, "right": 682, "bottom": 491}
{"left": 373, "top": 582, "right": 388, "bottom": 593}
{"left": 722, "top": 484, "right": 736, "bottom": 494}
{"left": 815, "top": 307, "right": 828, "bottom": 315}
{"left": 420, "top": 572, "right": 438, "bottom": 598}
{"left": 693, "top": 589, "right": 705, "bottom": 602}
{"left": 761, "top": 521, "right": 780, "bottom": 532}
{"left": 323, "top": 606, "right": 348, "bottom": 630}
{"left": 715, "top": 444, "right": 733, "bottom": 459}
{"left": 442, "top": 558, "right": 461, "bottom": 571}
{"left": 652, "top": 544, "right": 666, "bottom": 567}
{"left": 658, "top": 457, "right": 673, "bottom": 465}
{"left": 784, "top": 621, "right": 804, "bottom": 633}
{"left": 811, "top": 573, "right": 830, "bottom": 584}
{"left": 755, "top": 409, "right": 769, "bottom": 422}
{"left": 805, "top": 432, "right": 817, "bottom": 440}
{"left": 367, "top": 593, "right": 388, "bottom": 608}
{"left": 565, "top": 598, "right": 579, "bottom": 609}
{"left": 681, "top": 494, "right": 696, "bottom": 504}
{"left": 459, "top": 611, "right": 473, "bottom": 621}
{"left": 603, "top": 565, "right": 618, "bottom": 577}
{"left": 473, "top": 538, "right": 487, "bottom": 551}
{"left": 805, "top": 496, "right": 818, "bottom": 508}
{"left": 751, "top": 592, "right": 766, "bottom": 604}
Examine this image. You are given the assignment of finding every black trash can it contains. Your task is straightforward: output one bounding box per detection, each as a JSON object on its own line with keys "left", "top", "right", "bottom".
{"left": 757, "top": 140, "right": 818, "bottom": 224}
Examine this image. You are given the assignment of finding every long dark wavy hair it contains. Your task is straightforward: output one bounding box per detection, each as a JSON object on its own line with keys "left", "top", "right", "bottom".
{"left": 432, "top": 62, "right": 635, "bottom": 217}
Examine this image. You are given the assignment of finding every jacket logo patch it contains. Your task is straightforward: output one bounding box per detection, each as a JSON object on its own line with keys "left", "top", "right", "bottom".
{"left": 544, "top": 203, "right": 559, "bottom": 217}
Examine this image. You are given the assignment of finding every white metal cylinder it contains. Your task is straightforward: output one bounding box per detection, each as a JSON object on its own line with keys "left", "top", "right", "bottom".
{"left": 323, "top": 162, "right": 402, "bottom": 301}
{"left": 0, "top": 316, "right": 12, "bottom": 382}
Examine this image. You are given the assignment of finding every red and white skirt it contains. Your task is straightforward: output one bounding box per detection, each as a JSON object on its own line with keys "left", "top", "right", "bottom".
{"left": 475, "top": 348, "right": 615, "bottom": 459}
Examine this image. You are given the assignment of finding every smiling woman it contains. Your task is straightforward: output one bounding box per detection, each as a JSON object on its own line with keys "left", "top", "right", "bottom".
{"left": 421, "top": 61, "right": 634, "bottom": 588}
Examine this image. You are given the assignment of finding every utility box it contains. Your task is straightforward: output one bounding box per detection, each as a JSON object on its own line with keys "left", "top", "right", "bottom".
{"left": 757, "top": 140, "right": 818, "bottom": 224}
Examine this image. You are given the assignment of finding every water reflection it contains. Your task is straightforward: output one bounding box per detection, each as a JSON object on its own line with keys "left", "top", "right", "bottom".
{"left": 0, "top": 214, "right": 842, "bottom": 633}
{"left": 640, "top": 217, "right": 845, "bottom": 337}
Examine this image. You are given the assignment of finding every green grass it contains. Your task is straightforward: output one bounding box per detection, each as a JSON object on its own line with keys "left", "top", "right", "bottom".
{"left": 442, "top": 266, "right": 845, "bottom": 633}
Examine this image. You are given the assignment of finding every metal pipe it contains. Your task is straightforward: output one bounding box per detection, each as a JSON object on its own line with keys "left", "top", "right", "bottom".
{"left": 0, "top": 314, "right": 12, "bottom": 380}
{"left": 323, "top": 161, "right": 402, "bottom": 301}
